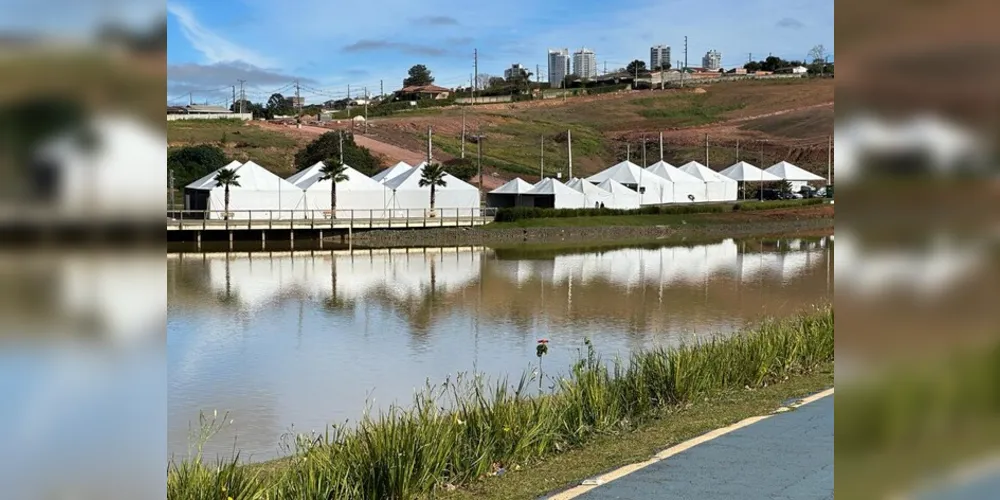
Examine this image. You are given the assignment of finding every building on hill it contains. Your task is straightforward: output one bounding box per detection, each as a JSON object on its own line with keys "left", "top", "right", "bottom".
{"left": 572, "top": 48, "right": 597, "bottom": 79}
{"left": 396, "top": 84, "right": 451, "bottom": 100}
{"left": 702, "top": 50, "right": 722, "bottom": 71}
{"left": 548, "top": 49, "right": 570, "bottom": 87}
{"left": 650, "top": 45, "right": 671, "bottom": 70}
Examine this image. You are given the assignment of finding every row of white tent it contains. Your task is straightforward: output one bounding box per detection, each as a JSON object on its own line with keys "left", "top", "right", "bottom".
{"left": 184, "top": 160, "right": 480, "bottom": 220}
{"left": 487, "top": 160, "right": 824, "bottom": 209}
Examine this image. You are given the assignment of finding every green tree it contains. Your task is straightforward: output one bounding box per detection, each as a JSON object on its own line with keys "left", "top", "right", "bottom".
{"left": 167, "top": 144, "right": 229, "bottom": 188}
{"left": 294, "top": 131, "right": 385, "bottom": 176}
{"left": 487, "top": 76, "right": 506, "bottom": 89}
{"left": 267, "top": 93, "right": 291, "bottom": 115}
{"left": 319, "top": 160, "right": 349, "bottom": 217}
{"left": 403, "top": 64, "right": 434, "bottom": 86}
{"left": 213, "top": 168, "right": 240, "bottom": 220}
{"left": 442, "top": 158, "right": 476, "bottom": 181}
{"left": 626, "top": 59, "right": 647, "bottom": 75}
{"left": 418, "top": 162, "right": 448, "bottom": 212}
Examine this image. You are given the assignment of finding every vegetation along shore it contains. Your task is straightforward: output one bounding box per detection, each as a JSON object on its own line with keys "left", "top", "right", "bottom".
{"left": 167, "top": 306, "right": 834, "bottom": 500}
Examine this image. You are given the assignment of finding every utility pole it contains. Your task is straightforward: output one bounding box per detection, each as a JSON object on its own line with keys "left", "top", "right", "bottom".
{"left": 427, "top": 127, "right": 433, "bottom": 163}
{"left": 168, "top": 168, "right": 174, "bottom": 211}
{"left": 626, "top": 143, "right": 631, "bottom": 162}
{"left": 294, "top": 79, "right": 301, "bottom": 115}
{"left": 659, "top": 132, "right": 664, "bottom": 161}
{"left": 380, "top": 80, "right": 384, "bottom": 98}
{"left": 477, "top": 126, "right": 483, "bottom": 200}
{"left": 736, "top": 139, "right": 740, "bottom": 161}
{"left": 238, "top": 79, "right": 246, "bottom": 114}
{"left": 364, "top": 86, "right": 368, "bottom": 134}
{"left": 473, "top": 48, "right": 478, "bottom": 103}
{"left": 827, "top": 135, "right": 832, "bottom": 185}
{"left": 704, "top": 133, "right": 709, "bottom": 166}
{"left": 540, "top": 136, "right": 544, "bottom": 178}
{"left": 567, "top": 129, "right": 573, "bottom": 179}
{"left": 642, "top": 136, "right": 647, "bottom": 167}
{"left": 760, "top": 140, "right": 766, "bottom": 201}
{"left": 684, "top": 36, "right": 688, "bottom": 71}
{"left": 188, "top": 92, "right": 192, "bottom": 105}
{"left": 232, "top": 86, "right": 236, "bottom": 110}
{"left": 461, "top": 107, "right": 466, "bottom": 159}
{"left": 347, "top": 84, "right": 351, "bottom": 118}
{"left": 339, "top": 130, "right": 344, "bottom": 164}
{"left": 604, "top": 61, "right": 607, "bottom": 75}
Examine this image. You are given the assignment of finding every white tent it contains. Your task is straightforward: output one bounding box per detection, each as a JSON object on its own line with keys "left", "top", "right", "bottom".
{"left": 523, "top": 178, "right": 586, "bottom": 208}
{"left": 486, "top": 178, "right": 535, "bottom": 208}
{"left": 184, "top": 160, "right": 302, "bottom": 219}
{"left": 290, "top": 161, "right": 392, "bottom": 219}
{"left": 595, "top": 179, "right": 641, "bottom": 209}
{"left": 585, "top": 161, "right": 673, "bottom": 205}
{"left": 719, "top": 161, "right": 783, "bottom": 182}
{"left": 678, "top": 161, "right": 739, "bottom": 202}
{"left": 372, "top": 162, "right": 413, "bottom": 183}
{"left": 384, "top": 163, "right": 480, "bottom": 217}
{"left": 645, "top": 161, "right": 708, "bottom": 203}
{"left": 566, "top": 178, "right": 614, "bottom": 208}
{"left": 765, "top": 161, "right": 826, "bottom": 193}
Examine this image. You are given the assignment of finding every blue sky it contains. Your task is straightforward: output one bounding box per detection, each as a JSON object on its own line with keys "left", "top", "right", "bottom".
{"left": 167, "top": 0, "right": 833, "bottom": 106}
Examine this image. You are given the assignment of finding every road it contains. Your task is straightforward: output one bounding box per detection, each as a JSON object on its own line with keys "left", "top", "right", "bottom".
{"left": 571, "top": 394, "right": 833, "bottom": 500}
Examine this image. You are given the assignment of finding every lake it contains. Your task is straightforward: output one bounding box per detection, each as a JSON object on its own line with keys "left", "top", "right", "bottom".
{"left": 167, "top": 235, "right": 833, "bottom": 462}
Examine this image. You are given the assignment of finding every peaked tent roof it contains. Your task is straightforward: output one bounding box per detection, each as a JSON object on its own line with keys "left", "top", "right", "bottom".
{"left": 295, "top": 162, "right": 387, "bottom": 191}
{"left": 286, "top": 161, "right": 324, "bottom": 186}
{"left": 384, "top": 162, "right": 477, "bottom": 191}
{"left": 586, "top": 160, "right": 648, "bottom": 185}
{"left": 490, "top": 177, "right": 535, "bottom": 194}
{"left": 525, "top": 177, "right": 581, "bottom": 196}
{"left": 596, "top": 178, "right": 640, "bottom": 196}
{"left": 677, "top": 161, "right": 736, "bottom": 183}
{"left": 645, "top": 161, "right": 704, "bottom": 183}
{"left": 764, "top": 161, "right": 825, "bottom": 181}
{"left": 372, "top": 161, "right": 413, "bottom": 183}
{"left": 186, "top": 160, "right": 297, "bottom": 191}
{"left": 719, "top": 161, "right": 783, "bottom": 182}
{"left": 187, "top": 160, "right": 243, "bottom": 190}
{"left": 566, "top": 177, "right": 612, "bottom": 196}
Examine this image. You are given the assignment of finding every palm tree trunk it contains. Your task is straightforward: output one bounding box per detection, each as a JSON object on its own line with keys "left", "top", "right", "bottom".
{"left": 331, "top": 182, "right": 337, "bottom": 219}
{"left": 430, "top": 184, "right": 436, "bottom": 211}
{"left": 224, "top": 186, "right": 230, "bottom": 220}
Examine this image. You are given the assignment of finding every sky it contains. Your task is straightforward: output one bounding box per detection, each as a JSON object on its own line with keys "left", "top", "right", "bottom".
{"left": 166, "top": 0, "right": 833, "bottom": 106}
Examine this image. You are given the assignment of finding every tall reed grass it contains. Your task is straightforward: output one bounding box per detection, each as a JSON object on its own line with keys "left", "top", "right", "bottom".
{"left": 168, "top": 306, "right": 833, "bottom": 499}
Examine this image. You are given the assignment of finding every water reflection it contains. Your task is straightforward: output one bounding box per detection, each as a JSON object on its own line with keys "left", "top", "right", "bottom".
{"left": 167, "top": 236, "right": 832, "bottom": 461}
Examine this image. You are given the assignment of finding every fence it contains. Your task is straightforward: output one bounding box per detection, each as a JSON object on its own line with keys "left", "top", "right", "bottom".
{"left": 167, "top": 207, "right": 497, "bottom": 230}
{"left": 167, "top": 113, "right": 254, "bottom": 121}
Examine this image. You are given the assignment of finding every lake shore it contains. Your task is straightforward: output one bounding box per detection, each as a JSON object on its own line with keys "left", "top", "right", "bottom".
{"left": 344, "top": 203, "right": 834, "bottom": 248}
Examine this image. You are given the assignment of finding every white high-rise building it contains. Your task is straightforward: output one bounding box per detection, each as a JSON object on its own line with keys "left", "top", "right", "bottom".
{"left": 702, "top": 50, "right": 722, "bottom": 71}
{"left": 548, "top": 49, "right": 570, "bottom": 87}
{"left": 504, "top": 63, "right": 527, "bottom": 81}
{"left": 572, "top": 48, "right": 597, "bottom": 79}
{"left": 650, "top": 45, "right": 671, "bottom": 70}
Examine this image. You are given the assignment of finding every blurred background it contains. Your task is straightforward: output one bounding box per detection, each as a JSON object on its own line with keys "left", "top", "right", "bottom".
{"left": 835, "top": 0, "right": 1000, "bottom": 498}
{"left": 0, "top": 1, "right": 166, "bottom": 499}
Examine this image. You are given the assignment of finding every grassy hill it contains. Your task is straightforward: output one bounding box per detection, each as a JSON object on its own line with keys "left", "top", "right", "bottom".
{"left": 168, "top": 119, "right": 311, "bottom": 177}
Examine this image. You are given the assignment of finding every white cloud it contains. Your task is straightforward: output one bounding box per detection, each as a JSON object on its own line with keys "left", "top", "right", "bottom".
{"left": 167, "top": 2, "right": 275, "bottom": 68}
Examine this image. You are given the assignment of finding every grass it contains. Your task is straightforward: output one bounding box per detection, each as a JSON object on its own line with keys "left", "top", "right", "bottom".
{"left": 168, "top": 307, "right": 834, "bottom": 500}
{"left": 487, "top": 199, "right": 828, "bottom": 228}
{"left": 167, "top": 119, "right": 308, "bottom": 176}
{"left": 633, "top": 94, "right": 747, "bottom": 126}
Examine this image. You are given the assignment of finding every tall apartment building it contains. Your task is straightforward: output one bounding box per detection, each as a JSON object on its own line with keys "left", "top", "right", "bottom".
{"left": 572, "top": 48, "right": 597, "bottom": 79}
{"left": 547, "top": 49, "right": 570, "bottom": 87}
{"left": 650, "top": 45, "right": 671, "bottom": 70}
{"left": 504, "top": 63, "right": 527, "bottom": 81}
{"left": 702, "top": 50, "right": 722, "bottom": 71}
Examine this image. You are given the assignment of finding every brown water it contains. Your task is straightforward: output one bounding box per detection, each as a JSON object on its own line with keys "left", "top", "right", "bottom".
{"left": 167, "top": 235, "right": 833, "bottom": 461}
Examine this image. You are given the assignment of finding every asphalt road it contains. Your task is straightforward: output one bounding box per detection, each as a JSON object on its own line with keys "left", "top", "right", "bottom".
{"left": 574, "top": 395, "right": 834, "bottom": 500}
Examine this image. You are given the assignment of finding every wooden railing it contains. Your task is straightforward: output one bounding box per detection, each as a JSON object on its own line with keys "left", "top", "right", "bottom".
{"left": 166, "top": 208, "right": 497, "bottom": 230}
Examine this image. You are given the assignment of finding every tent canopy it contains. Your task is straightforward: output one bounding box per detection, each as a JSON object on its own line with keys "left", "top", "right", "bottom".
{"left": 764, "top": 161, "right": 825, "bottom": 181}
{"left": 384, "top": 162, "right": 474, "bottom": 192}
{"left": 187, "top": 160, "right": 242, "bottom": 190}
{"left": 719, "top": 161, "right": 782, "bottom": 182}
{"left": 489, "top": 178, "right": 535, "bottom": 194}
{"left": 586, "top": 160, "right": 647, "bottom": 185}
{"left": 678, "top": 161, "right": 734, "bottom": 183}
{"left": 372, "top": 161, "right": 413, "bottom": 183}
{"left": 525, "top": 178, "right": 586, "bottom": 208}
{"left": 566, "top": 178, "right": 613, "bottom": 207}
{"left": 645, "top": 161, "right": 704, "bottom": 184}
{"left": 183, "top": 160, "right": 302, "bottom": 218}
{"left": 185, "top": 160, "right": 298, "bottom": 191}
{"left": 596, "top": 178, "right": 641, "bottom": 209}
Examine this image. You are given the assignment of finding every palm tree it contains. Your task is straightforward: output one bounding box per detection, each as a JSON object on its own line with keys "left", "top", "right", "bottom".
{"left": 319, "top": 160, "right": 349, "bottom": 218}
{"left": 418, "top": 162, "right": 447, "bottom": 216}
{"left": 213, "top": 168, "right": 241, "bottom": 220}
